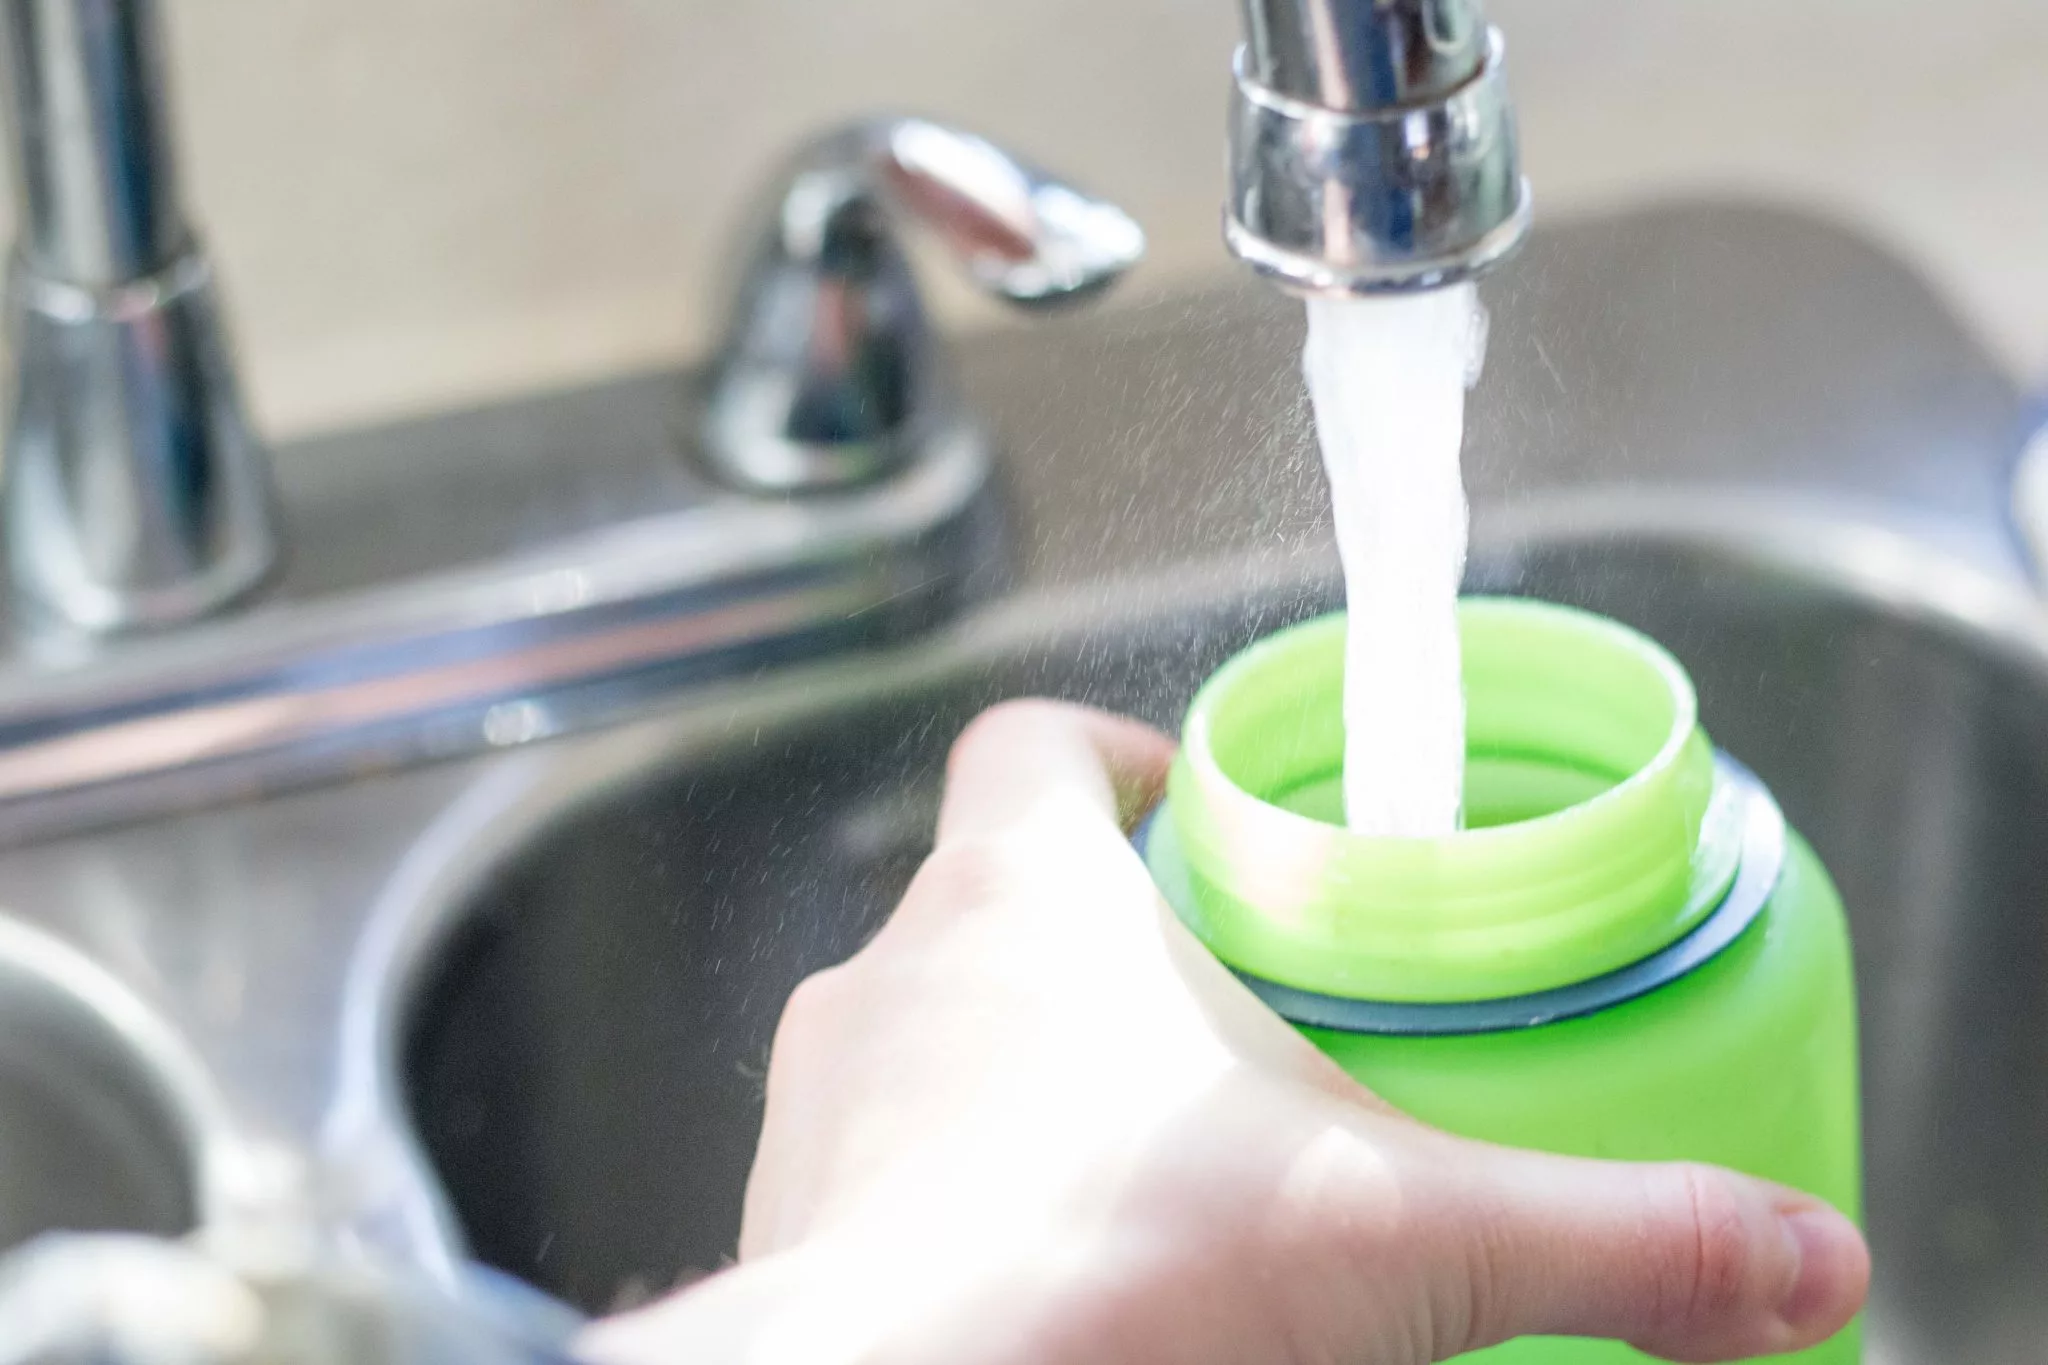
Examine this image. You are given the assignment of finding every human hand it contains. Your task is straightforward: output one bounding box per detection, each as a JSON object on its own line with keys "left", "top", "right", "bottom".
{"left": 583, "top": 700, "right": 1867, "bottom": 1365}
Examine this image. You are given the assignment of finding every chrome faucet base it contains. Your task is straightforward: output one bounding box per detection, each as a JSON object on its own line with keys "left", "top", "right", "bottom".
{"left": 4, "top": 250, "right": 280, "bottom": 633}
{"left": 0, "top": 0, "right": 282, "bottom": 633}
{"left": 0, "top": 101, "right": 1133, "bottom": 839}
{"left": 0, "top": 367, "right": 996, "bottom": 844}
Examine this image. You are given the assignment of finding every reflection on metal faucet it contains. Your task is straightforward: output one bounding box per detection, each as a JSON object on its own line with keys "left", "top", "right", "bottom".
{"left": 0, "top": 0, "right": 279, "bottom": 633}
{"left": 701, "top": 117, "right": 1145, "bottom": 493}
{"left": 1228, "top": 0, "right": 1531, "bottom": 295}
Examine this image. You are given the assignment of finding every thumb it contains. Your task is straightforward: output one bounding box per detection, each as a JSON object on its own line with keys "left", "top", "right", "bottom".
{"left": 1410, "top": 1134, "right": 1869, "bottom": 1361}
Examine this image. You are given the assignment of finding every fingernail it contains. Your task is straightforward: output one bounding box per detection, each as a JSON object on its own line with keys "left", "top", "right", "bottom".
{"left": 1777, "top": 1207, "right": 1864, "bottom": 1332}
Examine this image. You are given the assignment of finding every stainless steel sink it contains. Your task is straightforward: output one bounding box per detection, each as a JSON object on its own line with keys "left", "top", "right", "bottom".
{"left": 396, "top": 509, "right": 2048, "bottom": 1362}
{"left": 0, "top": 201, "right": 2030, "bottom": 1362}
{"left": 400, "top": 568, "right": 1334, "bottom": 1315}
{"left": 0, "top": 919, "right": 212, "bottom": 1253}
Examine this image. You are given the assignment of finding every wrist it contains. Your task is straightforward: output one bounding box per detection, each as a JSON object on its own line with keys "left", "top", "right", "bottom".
{"left": 577, "top": 1230, "right": 978, "bottom": 1365}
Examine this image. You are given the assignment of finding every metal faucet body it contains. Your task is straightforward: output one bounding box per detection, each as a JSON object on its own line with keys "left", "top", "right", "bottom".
{"left": 0, "top": 0, "right": 278, "bottom": 633}
{"left": 701, "top": 117, "right": 1144, "bottom": 493}
{"left": 1228, "top": 0, "right": 1530, "bottom": 295}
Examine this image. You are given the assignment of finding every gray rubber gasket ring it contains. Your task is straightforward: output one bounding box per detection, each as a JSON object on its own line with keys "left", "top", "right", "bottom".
{"left": 1141, "top": 753, "right": 1787, "bottom": 1037}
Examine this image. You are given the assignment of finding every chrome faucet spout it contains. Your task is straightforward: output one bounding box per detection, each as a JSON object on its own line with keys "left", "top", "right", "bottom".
{"left": 1228, "top": 0, "right": 1530, "bottom": 296}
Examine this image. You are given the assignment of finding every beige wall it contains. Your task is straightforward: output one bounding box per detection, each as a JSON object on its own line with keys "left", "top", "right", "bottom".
{"left": 22, "top": 0, "right": 2038, "bottom": 439}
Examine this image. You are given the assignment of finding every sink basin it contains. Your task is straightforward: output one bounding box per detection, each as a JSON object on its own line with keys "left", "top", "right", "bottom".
{"left": 400, "top": 569, "right": 1311, "bottom": 1314}
{"left": 0, "top": 921, "right": 202, "bottom": 1252}
{"left": 0, "top": 198, "right": 2010, "bottom": 1360}
{"left": 400, "top": 509, "right": 2048, "bottom": 1360}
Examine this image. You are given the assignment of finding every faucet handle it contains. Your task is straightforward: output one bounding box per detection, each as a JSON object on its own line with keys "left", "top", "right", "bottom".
{"left": 699, "top": 117, "right": 1145, "bottom": 492}
{"left": 869, "top": 119, "right": 1147, "bottom": 305}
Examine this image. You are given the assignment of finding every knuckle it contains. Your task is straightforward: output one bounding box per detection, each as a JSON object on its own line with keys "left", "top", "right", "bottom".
{"left": 851, "top": 836, "right": 1040, "bottom": 951}
{"left": 775, "top": 965, "right": 852, "bottom": 1046}
{"left": 906, "top": 835, "right": 1035, "bottom": 909}
{"left": 1456, "top": 1210, "right": 1517, "bottom": 1350}
{"left": 947, "top": 698, "right": 1071, "bottom": 774}
{"left": 1670, "top": 1164, "right": 1763, "bottom": 1326}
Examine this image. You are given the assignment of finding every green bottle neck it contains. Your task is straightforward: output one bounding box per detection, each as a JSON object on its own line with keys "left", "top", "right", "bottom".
{"left": 1162, "top": 599, "right": 1738, "bottom": 1004}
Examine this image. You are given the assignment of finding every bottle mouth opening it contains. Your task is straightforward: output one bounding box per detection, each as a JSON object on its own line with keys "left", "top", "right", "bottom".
{"left": 1200, "top": 596, "right": 1698, "bottom": 831}
{"left": 1156, "top": 597, "right": 1732, "bottom": 1003}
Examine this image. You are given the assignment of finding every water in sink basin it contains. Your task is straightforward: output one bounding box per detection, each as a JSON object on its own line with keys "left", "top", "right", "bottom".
{"left": 403, "top": 530, "right": 2048, "bottom": 1362}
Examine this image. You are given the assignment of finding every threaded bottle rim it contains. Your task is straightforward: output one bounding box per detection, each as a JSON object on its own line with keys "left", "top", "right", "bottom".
{"left": 1157, "top": 597, "right": 1735, "bottom": 1003}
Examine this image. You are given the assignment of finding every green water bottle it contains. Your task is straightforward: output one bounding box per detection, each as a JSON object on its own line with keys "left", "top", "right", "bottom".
{"left": 1144, "top": 598, "right": 1862, "bottom": 1364}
